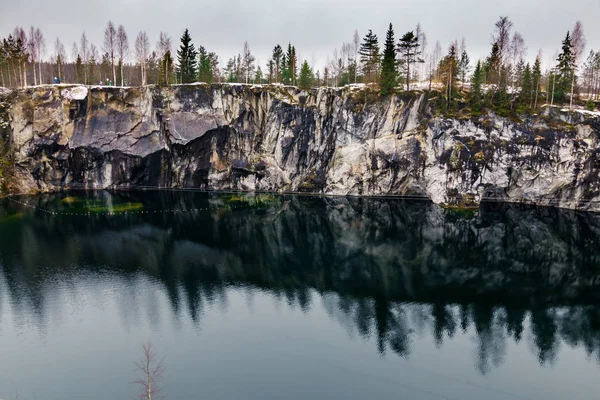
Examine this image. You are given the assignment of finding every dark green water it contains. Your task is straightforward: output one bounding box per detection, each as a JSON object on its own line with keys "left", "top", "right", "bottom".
{"left": 1, "top": 191, "right": 600, "bottom": 400}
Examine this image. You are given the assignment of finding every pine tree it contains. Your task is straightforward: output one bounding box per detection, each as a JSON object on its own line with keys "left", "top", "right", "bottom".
{"left": 177, "top": 29, "right": 197, "bottom": 84}
{"left": 75, "top": 54, "right": 84, "bottom": 84}
{"left": 298, "top": 60, "right": 314, "bottom": 89}
{"left": 197, "top": 45, "right": 213, "bottom": 83}
{"left": 359, "top": 29, "right": 380, "bottom": 83}
{"left": 254, "top": 66, "right": 263, "bottom": 84}
{"left": 272, "top": 45, "right": 283, "bottom": 82}
{"left": 486, "top": 42, "right": 502, "bottom": 86}
{"left": 470, "top": 60, "right": 484, "bottom": 112}
{"left": 397, "top": 31, "right": 421, "bottom": 91}
{"left": 555, "top": 31, "right": 574, "bottom": 104}
{"left": 532, "top": 56, "right": 542, "bottom": 108}
{"left": 520, "top": 63, "right": 533, "bottom": 109}
{"left": 379, "top": 23, "right": 397, "bottom": 95}
{"left": 284, "top": 44, "right": 297, "bottom": 85}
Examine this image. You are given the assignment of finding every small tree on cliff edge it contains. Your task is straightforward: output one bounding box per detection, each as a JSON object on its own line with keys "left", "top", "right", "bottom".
{"left": 177, "top": 29, "right": 197, "bottom": 84}
{"left": 298, "top": 60, "right": 314, "bottom": 89}
{"left": 134, "top": 342, "right": 165, "bottom": 400}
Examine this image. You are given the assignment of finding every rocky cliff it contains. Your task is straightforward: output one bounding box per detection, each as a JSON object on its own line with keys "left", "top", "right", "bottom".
{"left": 1, "top": 84, "right": 599, "bottom": 211}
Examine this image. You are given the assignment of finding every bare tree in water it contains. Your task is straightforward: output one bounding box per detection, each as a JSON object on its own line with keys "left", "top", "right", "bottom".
{"left": 134, "top": 342, "right": 165, "bottom": 400}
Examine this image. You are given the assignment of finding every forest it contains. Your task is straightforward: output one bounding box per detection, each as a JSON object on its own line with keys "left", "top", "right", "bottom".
{"left": 1, "top": 17, "right": 599, "bottom": 115}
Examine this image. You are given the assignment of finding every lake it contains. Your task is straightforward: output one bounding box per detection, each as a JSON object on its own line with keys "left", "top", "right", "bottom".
{"left": 1, "top": 190, "right": 600, "bottom": 400}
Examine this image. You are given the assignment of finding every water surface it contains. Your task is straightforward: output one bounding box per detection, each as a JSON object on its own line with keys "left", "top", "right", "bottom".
{"left": 1, "top": 191, "right": 600, "bottom": 400}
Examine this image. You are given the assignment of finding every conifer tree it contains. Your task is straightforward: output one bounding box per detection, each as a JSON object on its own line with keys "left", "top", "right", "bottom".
{"left": 520, "top": 63, "right": 533, "bottom": 108}
{"left": 380, "top": 23, "right": 397, "bottom": 95}
{"left": 470, "top": 60, "right": 484, "bottom": 112}
{"left": 177, "top": 29, "right": 197, "bottom": 84}
{"left": 75, "top": 54, "right": 84, "bottom": 83}
{"left": 298, "top": 60, "right": 314, "bottom": 89}
{"left": 458, "top": 49, "right": 470, "bottom": 90}
{"left": 397, "top": 31, "right": 421, "bottom": 90}
{"left": 197, "top": 45, "right": 213, "bottom": 83}
{"left": 532, "top": 56, "right": 542, "bottom": 108}
{"left": 254, "top": 66, "right": 263, "bottom": 84}
{"left": 359, "top": 30, "right": 380, "bottom": 83}
{"left": 271, "top": 45, "right": 283, "bottom": 82}
{"left": 556, "top": 31, "right": 574, "bottom": 104}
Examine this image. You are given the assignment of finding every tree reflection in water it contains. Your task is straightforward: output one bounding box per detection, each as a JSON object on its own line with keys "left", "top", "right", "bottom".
{"left": 1, "top": 190, "right": 600, "bottom": 375}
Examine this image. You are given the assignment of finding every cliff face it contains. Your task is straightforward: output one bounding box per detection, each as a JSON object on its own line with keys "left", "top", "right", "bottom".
{"left": 1, "top": 84, "right": 600, "bottom": 211}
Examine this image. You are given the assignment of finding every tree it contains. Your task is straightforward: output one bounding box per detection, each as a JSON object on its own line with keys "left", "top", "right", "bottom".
{"left": 556, "top": 31, "right": 575, "bottom": 104}
{"left": 271, "top": 45, "right": 283, "bottom": 82}
{"left": 103, "top": 21, "right": 117, "bottom": 85}
{"left": 176, "top": 29, "right": 197, "bottom": 84}
{"left": 457, "top": 41, "right": 470, "bottom": 90}
{"left": 439, "top": 42, "right": 458, "bottom": 108}
{"left": 379, "top": 23, "right": 397, "bottom": 95}
{"left": 242, "top": 41, "right": 255, "bottom": 84}
{"left": 352, "top": 29, "right": 360, "bottom": 83}
{"left": 283, "top": 44, "right": 297, "bottom": 85}
{"left": 197, "top": 45, "right": 213, "bottom": 83}
{"left": 116, "top": 25, "right": 129, "bottom": 86}
{"left": 470, "top": 60, "right": 484, "bottom": 111}
{"left": 134, "top": 342, "right": 165, "bottom": 400}
{"left": 156, "top": 32, "right": 172, "bottom": 86}
{"left": 569, "top": 21, "right": 586, "bottom": 108}
{"left": 158, "top": 50, "right": 173, "bottom": 86}
{"left": 491, "top": 16, "right": 513, "bottom": 66}
{"left": 135, "top": 31, "right": 150, "bottom": 85}
{"left": 532, "top": 55, "right": 542, "bottom": 108}
{"left": 254, "top": 65, "right": 263, "bottom": 84}
{"left": 80, "top": 32, "right": 90, "bottom": 84}
{"left": 54, "top": 37, "right": 65, "bottom": 83}
{"left": 298, "top": 60, "right": 314, "bottom": 89}
{"left": 359, "top": 29, "right": 380, "bottom": 83}
{"left": 75, "top": 54, "right": 84, "bottom": 83}
{"left": 398, "top": 31, "right": 422, "bottom": 91}
{"left": 520, "top": 63, "right": 533, "bottom": 108}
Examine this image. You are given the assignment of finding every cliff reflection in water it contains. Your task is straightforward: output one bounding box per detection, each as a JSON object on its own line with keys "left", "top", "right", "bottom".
{"left": 2, "top": 190, "right": 600, "bottom": 375}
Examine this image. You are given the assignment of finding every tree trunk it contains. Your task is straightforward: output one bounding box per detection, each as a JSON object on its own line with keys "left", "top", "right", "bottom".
{"left": 569, "top": 71, "right": 575, "bottom": 109}
{"left": 32, "top": 62, "right": 37, "bottom": 86}
{"left": 551, "top": 74, "right": 556, "bottom": 106}
{"left": 406, "top": 56, "right": 410, "bottom": 91}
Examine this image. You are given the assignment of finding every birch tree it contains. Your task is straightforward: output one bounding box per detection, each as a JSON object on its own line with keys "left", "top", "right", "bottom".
{"left": 80, "top": 32, "right": 90, "bottom": 84}
{"left": 134, "top": 342, "right": 165, "bottom": 400}
{"left": 103, "top": 20, "right": 117, "bottom": 84}
{"left": 117, "top": 25, "right": 129, "bottom": 86}
{"left": 242, "top": 41, "right": 255, "bottom": 84}
{"left": 54, "top": 37, "right": 66, "bottom": 82}
{"left": 135, "top": 31, "right": 150, "bottom": 85}
{"left": 570, "top": 21, "right": 586, "bottom": 108}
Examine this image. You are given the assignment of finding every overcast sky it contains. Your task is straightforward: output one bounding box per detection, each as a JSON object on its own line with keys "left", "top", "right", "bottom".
{"left": 0, "top": 0, "right": 598, "bottom": 71}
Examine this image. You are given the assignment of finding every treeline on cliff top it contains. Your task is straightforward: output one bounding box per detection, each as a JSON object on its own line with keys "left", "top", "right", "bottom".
{"left": 1, "top": 17, "right": 599, "bottom": 114}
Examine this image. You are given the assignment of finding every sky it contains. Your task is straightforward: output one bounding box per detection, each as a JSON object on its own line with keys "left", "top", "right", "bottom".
{"left": 0, "top": 0, "right": 598, "bottom": 72}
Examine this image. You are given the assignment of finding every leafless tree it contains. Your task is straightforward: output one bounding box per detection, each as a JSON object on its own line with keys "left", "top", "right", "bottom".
{"left": 570, "top": 20, "right": 586, "bottom": 108}
{"left": 13, "top": 27, "right": 27, "bottom": 86}
{"left": 103, "top": 20, "right": 117, "bottom": 84}
{"left": 71, "top": 42, "right": 79, "bottom": 63}
{"left": 80, "top": 32, "right": 90, "bottom": 84}
{"left": 135, "top": 31, "right": 150, "bottom": 85}
{"left": 33, "top": 28, "right": 45, "bottom": 84}
{"left": 156, "top": 32, "right": 172, "bottom": 59}
{"left": 431, "top": 40, "right": 442, "bottom": 85}
{"left": 352, "top": 29, "right": 360, "bottom": 83}
{"left": 116, "top": 25, "right": 129, "bottom": 86}
{"left": 134, "top": 342, "right": 165, "bottom": 400}
{"left": 27, "top": 26, "right": 39, "bottom": 85}
{"left": 242, "top": 41, "right": 255, "bottom": 84}
{"left": 54, "top": 37, "right": 66, "bottom": 82}
{"left": 416, "top": 23, "right": 427, "bottom": 81}
{"left": 491, "top": 16, "right": 513, "bottom": 65}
